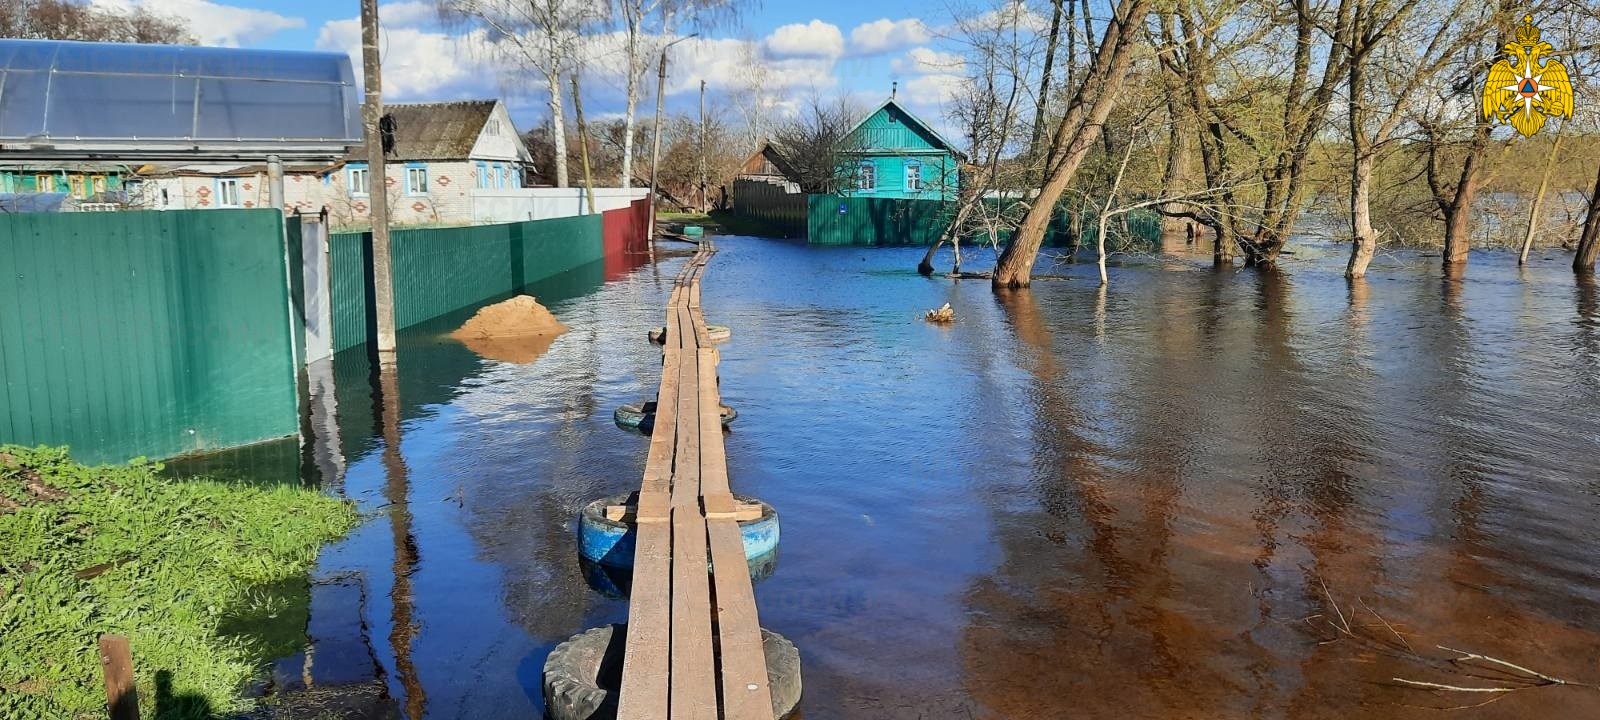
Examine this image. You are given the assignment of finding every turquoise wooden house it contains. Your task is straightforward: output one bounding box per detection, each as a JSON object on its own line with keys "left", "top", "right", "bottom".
{"left": 837, "top": 96, "right": 962, "bottom": 201}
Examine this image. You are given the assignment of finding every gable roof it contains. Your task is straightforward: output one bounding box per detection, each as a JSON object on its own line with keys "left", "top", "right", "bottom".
{"left": 347, "top": 100, "right": 500, "bottom": 161}
{"left": 738, "top": 141, "right": 801, "bottom": 180}
{"left": 843, "top": 98, "right": 965, "bottom": 158}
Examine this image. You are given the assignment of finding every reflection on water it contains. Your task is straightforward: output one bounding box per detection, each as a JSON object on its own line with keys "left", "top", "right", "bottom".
{"left": 188, "top": 243, "right": 1599, "bottom": 718}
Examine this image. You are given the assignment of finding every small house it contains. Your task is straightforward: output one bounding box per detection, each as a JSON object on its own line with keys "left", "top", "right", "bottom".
{"left": 836, "top": 96, "right": 962, "bottom": 201}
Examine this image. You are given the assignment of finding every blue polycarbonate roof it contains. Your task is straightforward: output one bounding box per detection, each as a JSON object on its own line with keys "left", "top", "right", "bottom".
{"left": 0, "top": 39, "right": 361, "bottom": 146}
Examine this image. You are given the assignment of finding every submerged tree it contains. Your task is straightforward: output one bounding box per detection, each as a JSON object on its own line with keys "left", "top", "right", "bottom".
{"left": 991, "top": 0, "right": 1156, "bottom": 288}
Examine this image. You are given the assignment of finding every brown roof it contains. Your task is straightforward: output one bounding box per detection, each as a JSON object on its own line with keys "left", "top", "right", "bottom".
{"left": 347, "top": 100, "right": 497, "bottom": 161}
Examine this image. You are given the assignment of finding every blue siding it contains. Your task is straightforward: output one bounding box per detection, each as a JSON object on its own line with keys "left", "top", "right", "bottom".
{"left": 836, "top": 100, "right": 961, "bottom": 200}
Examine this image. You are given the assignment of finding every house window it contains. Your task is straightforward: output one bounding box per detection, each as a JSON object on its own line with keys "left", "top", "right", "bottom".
{"left": 486, "top": 118, "right": 501, "bottom": 136}
{"left": 347, "top": 164, "right": 369, "bottom": 196}
{"left": 33, "top": 174, "right": 53, "bottom": 192}
{"left": 217, "top": 178, "right": 242, "bottom": 207}
{"left": 493, "top": 163, "right": 505, "bottom": 189}
{"left": 405, "top": 165, "right": 429, "bottom": 196}
{"left": 857, "top": 161, "right": 876, "bottom": 192}
{"left": 476, "top": 161, "right": 490, "bottom": 189}
{"left": 91, "top": 176, "right": 107, "bottom": 196}
{"left": 512, "top": 167, "right": 522, "bottom": 188}
{"left": 68, "top": 175, "right": 87, "bottom": 198}
{"left": 904, "top": 161, "right": 923, "bottom": 193}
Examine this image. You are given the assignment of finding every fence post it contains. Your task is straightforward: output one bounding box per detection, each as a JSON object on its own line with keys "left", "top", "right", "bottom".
{"left": 98, "top": 634, "right": 139, "bottom": 720}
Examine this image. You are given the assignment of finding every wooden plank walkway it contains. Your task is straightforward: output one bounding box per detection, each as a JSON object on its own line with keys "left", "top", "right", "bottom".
{"left": 617, "top": 241, "right": 776, "bottom": 720}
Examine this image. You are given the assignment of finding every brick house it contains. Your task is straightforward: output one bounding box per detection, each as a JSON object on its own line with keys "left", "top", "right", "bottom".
{"left": 136, "top": 100, "right": 534, "bottom": 228}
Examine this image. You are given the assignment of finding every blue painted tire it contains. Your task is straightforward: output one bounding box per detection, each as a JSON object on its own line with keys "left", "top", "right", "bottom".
{"left": 579, "top": 548, "right": 777, "bottom": 599}
{"left": 578, "top": 493, "right": 779, "bottom": 571}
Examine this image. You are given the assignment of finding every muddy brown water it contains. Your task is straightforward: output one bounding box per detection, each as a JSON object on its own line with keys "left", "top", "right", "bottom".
{"left": 170, "top": 240, "right": 1600, "bottom": 719}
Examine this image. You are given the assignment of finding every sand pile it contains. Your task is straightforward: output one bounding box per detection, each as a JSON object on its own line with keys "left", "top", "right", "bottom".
{"left": 451, "top": 295, "right": 568, "bottom": 363}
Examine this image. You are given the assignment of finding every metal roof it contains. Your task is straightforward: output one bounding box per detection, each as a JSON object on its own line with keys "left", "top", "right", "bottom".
{"left": 0, "top": 39, "right": 361, "bottom": 161}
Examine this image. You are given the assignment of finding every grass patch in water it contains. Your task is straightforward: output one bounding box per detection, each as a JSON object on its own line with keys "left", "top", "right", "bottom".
{"left": 0, "top": 445, "right": 359, "bottom": 719}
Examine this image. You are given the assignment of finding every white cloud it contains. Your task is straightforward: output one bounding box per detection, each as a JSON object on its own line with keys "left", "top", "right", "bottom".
{"left": 92, "top": 0, "right": 303, "bottom": 46}
{"left": 763, "top": 20, "right": 845, "bottom": 60}
{"left": 377, "top": 1, "right": 440, "bottom": 28}
{"left": 891, "top": 47, "right": 964, "bottom": 75}
{"left": 849, "top": 18, "right": 930, "bottom": 55}
{"left": 966, "top": 1, "right": 1051, "bottom": 34}
{"left": 902, "top": 73, "right": 964, "bottom": 106}
{"left": 316, "top": 15, "right": 500, "bottom": 101}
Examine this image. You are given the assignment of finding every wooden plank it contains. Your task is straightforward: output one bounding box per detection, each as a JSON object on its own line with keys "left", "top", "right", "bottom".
{"left": 669, "top": 508, "right": 717, "bottom": 720}
{"left": 98, "top": 634, "right": 140, "bottom": 720}
{"left": 707, "top": 518, "right": 776, "bottom": 719}
{"left": 617, "top": 519, "right": 672, "bottom": 720}
{"left": 672, "top": 307, "right": 702, "bottom": 507}
{"left": 642, "top": 333, "right": 681, "bottom": 494}
{"left": 697, "top": 348, "right": 732, "bottom": 498}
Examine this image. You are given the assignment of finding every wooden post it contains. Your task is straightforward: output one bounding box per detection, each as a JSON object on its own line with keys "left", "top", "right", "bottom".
{"left": 360, "top": 0, "right": 397, "bottom": 356}
{"left": 698, "top": 79, "right": 707, "bottom": 213}
{"left": 571, "top": 72, "right": 598, "bottom": 215}
{"left": 98, "top": 634, "right": 139, "bottom": 720}
{"left": 649, "top": 34, "right": 696, "bottom": 240}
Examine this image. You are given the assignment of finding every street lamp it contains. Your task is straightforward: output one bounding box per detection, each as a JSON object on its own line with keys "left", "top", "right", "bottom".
{"left": 648, "top": 33, "right": 697, "bottom": 240}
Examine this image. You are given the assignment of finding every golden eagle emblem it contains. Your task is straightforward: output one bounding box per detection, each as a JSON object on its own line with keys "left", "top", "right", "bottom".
{"left": 1483, "top": 15, "right": 1573, "bottom": 137}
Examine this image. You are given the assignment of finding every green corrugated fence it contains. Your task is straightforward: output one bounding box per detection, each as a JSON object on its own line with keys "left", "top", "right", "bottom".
{"left": 0, "top": 210, "right": 298, "bottom": 464}
{"left": 330, "top": 214, "right": 604, "bottom": 352}
{"left": 806, "top": 193, "right": 1162, "bottom": 250}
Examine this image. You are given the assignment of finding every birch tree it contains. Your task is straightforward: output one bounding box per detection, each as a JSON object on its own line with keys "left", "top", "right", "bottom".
{"left": 611, "top": 0, "right": 738, "bottom": 188}
{"left": 439, "top": 0, "right": 600, "bottom": 188}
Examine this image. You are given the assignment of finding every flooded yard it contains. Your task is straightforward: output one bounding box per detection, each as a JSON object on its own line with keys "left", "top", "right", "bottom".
{"left": 178, "top": 239, "right": 1600, "bottom": 718}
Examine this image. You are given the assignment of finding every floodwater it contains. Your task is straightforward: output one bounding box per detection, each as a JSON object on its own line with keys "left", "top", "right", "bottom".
{"left": 174, "top": 239, "right": 1600, "bottom": 719}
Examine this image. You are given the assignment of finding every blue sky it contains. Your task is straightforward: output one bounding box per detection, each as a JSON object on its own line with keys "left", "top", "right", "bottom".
{"left": 101, "top": 0, "right": 979, "bottom": 135}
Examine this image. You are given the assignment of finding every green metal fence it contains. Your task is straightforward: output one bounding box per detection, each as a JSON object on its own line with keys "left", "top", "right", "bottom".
{"left": 329, "top": 214, "right": 604, "bottom": 352}
{"left": 806, "top": 193, "right": 1162, "bottom": 250}
{"left": 0, "top": 210, "right": 297, "bottom": 464}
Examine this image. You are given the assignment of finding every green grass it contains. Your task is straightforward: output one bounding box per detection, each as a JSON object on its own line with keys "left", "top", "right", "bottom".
{"left": 0, "top": 446, "right": 359, "bottom": 719}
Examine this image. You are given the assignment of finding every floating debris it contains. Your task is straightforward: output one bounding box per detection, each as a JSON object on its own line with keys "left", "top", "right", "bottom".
{"left": 925, "top": 303, "right": 955, "bottom": 323}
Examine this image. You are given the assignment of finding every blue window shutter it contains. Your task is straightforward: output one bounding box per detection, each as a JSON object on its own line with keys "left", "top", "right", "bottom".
{"left": 477, "top": 161, "right": 487, "bottom": 189}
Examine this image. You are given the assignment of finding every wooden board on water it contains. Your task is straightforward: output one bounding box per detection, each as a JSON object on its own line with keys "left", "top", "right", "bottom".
{"left": 670, "top": 508, "right": 717, "bottom": 719}
{"left": 707, "top": 518, "right": 775, "bottom": 719}
{"left": 617, "top": 518, "right": 672, "bottom": 719}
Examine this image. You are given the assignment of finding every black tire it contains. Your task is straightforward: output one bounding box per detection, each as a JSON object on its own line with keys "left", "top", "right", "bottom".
{"left": 543, "top": 625, "right": 801, "bottom": 719}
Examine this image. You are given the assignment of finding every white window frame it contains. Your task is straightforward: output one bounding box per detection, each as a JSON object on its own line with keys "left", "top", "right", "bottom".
{"left": 405, "top": 165, "right": 429, "bottom": 196}
{"left": 856, "top": 161, "right": 876, "bottom": 192}
{"left": 216, "top": 178, "right": 242, "bottom": 207}
{"left": 476, "top": 161, "right": 490, "bottom": 189}
{"left": 346, "top": 165, "right": 370, "bottom": 197}
{"left": 904, "top": 161, "right": 923, "bottom": 193}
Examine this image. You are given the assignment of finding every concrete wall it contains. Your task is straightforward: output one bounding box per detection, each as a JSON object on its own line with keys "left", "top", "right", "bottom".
{"left": 473, "top": 187, "right": 650, "bottom": 224}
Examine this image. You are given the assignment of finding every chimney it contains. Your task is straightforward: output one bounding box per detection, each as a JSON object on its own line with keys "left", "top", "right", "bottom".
{"left": 891, "top": 80, "right": 898, "bottom": 99}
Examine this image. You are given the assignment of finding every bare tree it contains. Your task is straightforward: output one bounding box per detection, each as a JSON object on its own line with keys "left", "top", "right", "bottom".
{"left": 770, "top": 96, "right": 861, "bottom": 194}
{"left": 611, "top": 0, "right": 739, "bottom": 188}
{"left": 0, "top": 0, "right": 192, "bottom": 43}
{"left": 991, "top": 0, "right": 1157, "bottom": 288}
{"left": 439, "top": 0, "right": 602, "bottom": 188}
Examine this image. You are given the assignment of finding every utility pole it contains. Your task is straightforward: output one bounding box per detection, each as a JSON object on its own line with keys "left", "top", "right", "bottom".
{"left": 360, "top": 0, "right": 396, "bottom": 357}
{"left": 698, "top": 79, "right": 707, "bottom": 212}
{"left": 648, "top": 34, "right": 696, "bottom": 239}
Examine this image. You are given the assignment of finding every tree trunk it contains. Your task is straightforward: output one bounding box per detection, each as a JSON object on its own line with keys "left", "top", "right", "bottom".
{"left": 1347, "top": 152, "right": 1376, "bottom": 278}
{"left": 992, "top": 0, "right": 1153, "bottom": 289}
{"left": 1575, "top": 164, "right": 1600, "bottom": 274}
{"left": 547, "top": 69, "right": 569, "bottom": 188}
{"left": 1346, "top": 43, "right": 1375, "bottom": 279}
{"left": 1441, "top": 151, "right": 1483, "bottom": 270}
{"left": 1158, "top": 94, "right": 1193, "bottom": 249}
{"left": 1028, "top": 0, "right": 1065, "bottom": 163}
{"left": 620, "top": 15, "right": 640, "bottom": 188}
{"left": 1518, "top": 134, "right": 1561, "bottom": 266}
